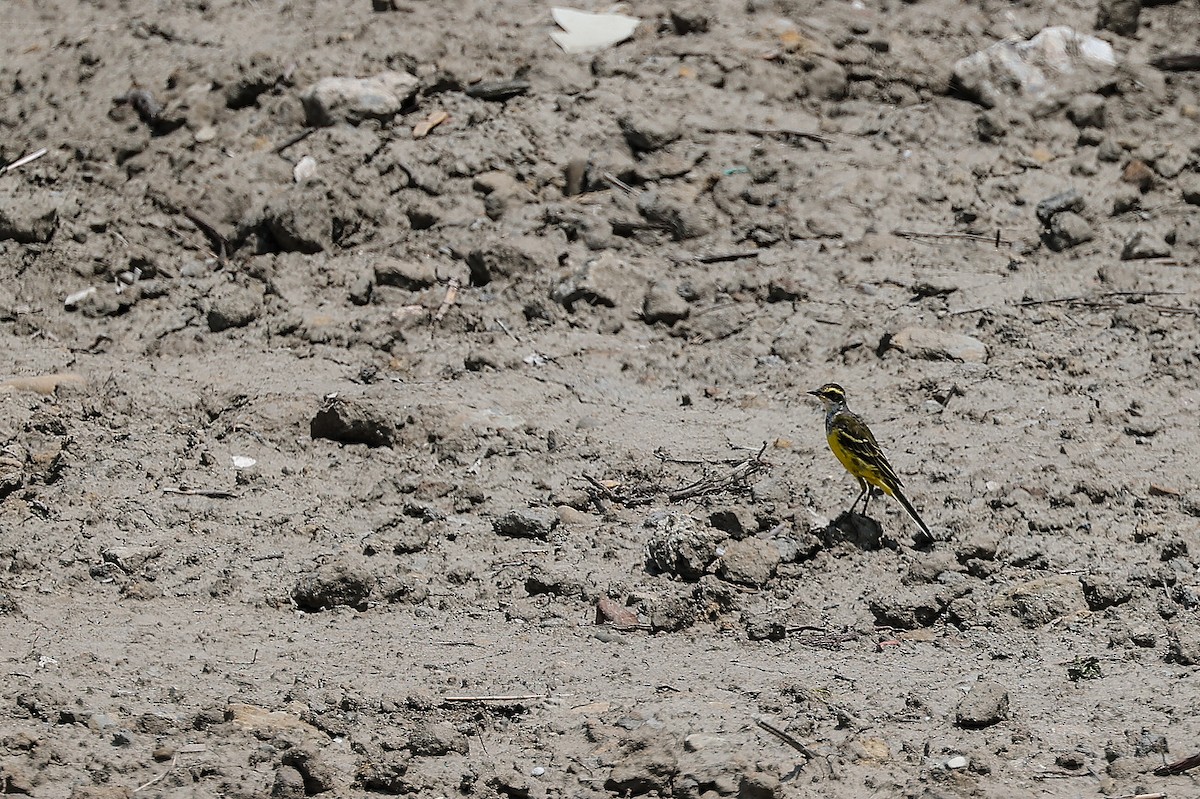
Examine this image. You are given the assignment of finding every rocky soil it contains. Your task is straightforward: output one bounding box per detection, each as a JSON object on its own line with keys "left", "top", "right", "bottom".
{"left": 3, "top": 0, "right": 1200, "bottom": 797}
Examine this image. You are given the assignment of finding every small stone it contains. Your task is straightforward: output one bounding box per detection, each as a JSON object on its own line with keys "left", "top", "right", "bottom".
{"left": 670, "top": 6, "right": 711, "bottom": 34}
{"left": 1121, "top": 230, "right": 1170, "bottom": 260}
{"left": 1035, "top": 189, "right": 1085, "bottom": 226}
{"left": 551, "top": 252, "right": 637, "bottom": 310}
{"left": 1111, "top": 187, "right": 1141, "bottom": 215}
{"left": 374, "top": 258, "right": 437, "bottom": 290}
{"left": 300, "top": 71, "right": 419, "bottom": 126}
{"left": 955, "top": 681, "right": 1009, "bottom": 728}
{"left": 472, "top": 170, "right": 522, "bottom": 198}
{"left": 1121, "top": 159, "right": 1155, "bottom": 192}
{"left": 272, "top": 766, "right": 306, "bottom": 799}
{"left": 738, "top": 772, "right": 783, "bottom": 799}
{"left": 1181, "top": 177, "right": 1200, "bottom": 206}
{"left": 1043, "top": 211, "right": 1094, "bottom": 251}
{"left": 648, "top": 594, "right": 695, "bottom": 632}
{"left": 206, "top": 287, "right": 261, "bottom": 332}
{"left": 645, "top": 514, "right": 722, "bottom": 581}
{"left": 263, "top": 189, "right": 332, "bottom": 253}
{"left": 1081, "top": 574, "right": 1132, "bottom": 610}
{"left": 806, "top": 58, "right": 848, "bottom": 100}
{"left": 868, "top": 587, "right": 946, "bottom": 630}
{"left": 618, "top": 113, "right": 681, "bottom": 153}
{"left": 636, "top": 190, "right": 710, "bottom": 240}
{"left": 945, "top": 755, "right": 969, "bottom": 769}
{"left": 1067, "top": 94, "right": 1106, "bottom": 129}
{"left": 975, "top": 110, "right": 1008, "bottom": 142}
{"left": 642, "top": 282, "right": 690, "bottom": 325}
{"left": 292, "top": 558, "right": 373, "bottom": 612}
{"left": 310, "top": 396, "right": 399, "bottom": 448}
{"left": 0, "top": 190, "right": 59, "bottom": 243}
{"left": 996, "top": 575, "right": 1087, "bottom": 627}
{"left": 708, "top": 505, "right": 757, "bottom": 539}
{"left": 101, "top": 545, "right": 163, "bottom": 574}
{"left": 493, "top": 508, "right": 559, "bottom": 540}
{"left": 1167, "top": 626, "right": 1200, "bottom": 665}
{"left": 716, "top": 538, "right": 780, "bottom": 587}
{"left": 408, "top": 722, "right": 469, "bottom": 756}
{"left": 1096, "top": 0, "right": 1140, "bottom": 36}
{"left": 887, "top": 326, "right": 987, "bottom": 363}
{"left": 466, "top": 238, "right": 551, "bottom": 286}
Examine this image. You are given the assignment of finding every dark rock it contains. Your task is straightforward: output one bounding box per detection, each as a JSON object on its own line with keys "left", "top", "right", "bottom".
{"left": 716, "top": 538, "right": 779, "bottom": 587}
{"left": 292, "top": 559, "right": 373, "bottom": 612}
{"left": 1120, "top": 230, "right": 1170, "bottom": 260}
{"left": 356, "top": 757, "right": 409, "bottom": 793}
{"left": 206, "top": 287, "right": 261, "bottom": 332}
{"left": 646, "top": 514, "right": 721, "bottom": 580}
{"left": 670, "top": 6, "right": 711, "bottom": 34}
{"left": 301, "top": 71, "right": 419, "bottom": 126}
{"left": 408, "top": 722, "right": 469, "bottom": 757}
{"left": 1081, "top": 574, "right": 1132, "bottom": 610}
{"left": 649, "top": 594, "right": 695, "bottom": 633}
{"left": 1167, "top": 626, "right": 1200, "bottom": 665}
{"left": 636, "top": 191, "right": 710, "bottom": 240}
{"left": 263, "top": 189, "right": 332, "bottom": 253}
{"left": 0, "top": 190, "right": 59, "bottom": 243}
{"left": 807, "top": 58, "right": 848, "bottom": 100}
{"left": 281, "top": 746, "right": 336, "bottom": 794}
{"left": 466, "top": 238, "right": 550, "bottom": 286}
{"left": 975, "top": 110, "right": 1009, "bottom": 142}
{"left": 868, "top": 587, "right": 946, "bottom": 629}
{"left": 375, "top": 258, "right": 438, "bottom": 290}
{"left": 709, "top": 505, "right": 757, "bottom": 539}
{"left": 493, "top": 508, "right": 559, "bottom": 540}
{"left": 744, "top": 612, "right": 787, "bottom": 641}
{"left": 272, "top": 766, "right": 306, "bottom": 799}
{"left": 739, "top": 773, "right": 783, "bottom": 799}
{"left": 1122, "top": 159, "right": 1155, "bottom": 191}
{"left": 1036, "top": 189, "right": 1085, "bottom": 226}
{"left": 1067, "top": 94, "right": 1106, "bottom": 129}
{"left": 551, "top": 251, "right": 637, "bottom": 310}
{"left": 311, "top": 396, "right": 399, "bottom": 448}
{"left": 1043, "top": 211, "right": 1094, "bottom": 251}
{"left": 362, "top": 517, "right": 431, "bottom": 555}
{"left": 998, "top": 575, "right": 1087, "bottom": 627}
{"left": 524, "top": 562, "right": 582, "bottom": 597}
{"left": 618, "top": 113, "right": 681, "bottom": 153}
{"left": 641, "top": 282, "right": 690, "bottom": 325}
{"left": 1096, "top": 0, "right": 1140, "bottom": 36}
{"left": 955, "top": 681, "right": 1009, "bottom": 728}
{"left": 1181, "top": 177, "right": 1200, "bottom": 206}
{"left": 821, "top": 513, "right": 882, "bottom": 551}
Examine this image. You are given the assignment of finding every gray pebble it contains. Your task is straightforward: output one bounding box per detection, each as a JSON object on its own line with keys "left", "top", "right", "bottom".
{"left": 955, "top": 681, "right": 1009, "bottom": 728}
{"left": 1096, "top": 0, "right": 1140, "bottom": 35}
{"left": 493, "top": 508, "right": 559, "bottom": 540}
{"left": 1043, "top": 211, "right": 1094, "bottom": 251}
{"left": 1121, "top": 230, "right": 1170, "bottom": 260}
{"left": 1035, "top": 189, "right": 1085, "bottom": 226}
{"left": 1067, "top": 93, "right": 1106, "bottom": 129}
{"left": 300, "top": 71, "right": 419, "bottom": 127}
{"left": 641, "top": 282, "right": 690, "bottom": 325}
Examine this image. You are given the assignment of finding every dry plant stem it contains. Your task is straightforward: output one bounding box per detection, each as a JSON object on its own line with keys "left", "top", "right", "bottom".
{"left": 271, "top": 127, "right": 316, "bottom": 155}
{"left": 1155, "top": 749, "right": 1200, "bottom": 775}
{"left": 133, "top": 752, "right": 178, "bottom": 793}
{"left": 442, "top": 693, "right": 546, "bottom": 702}
{"left": 2, "top": 147, "right": 48, "bottom": 175}
{"left": 893, "top": 229, "right": 1013, "bottom": 247}
{"left": 755, "top": 718, "right": 819, "bottom": 759}
{"left": 668, "top": 442, "right": 769, "bottom": 502}
{"left": 163, "top": 487, "right": 238, "bottom": 499}
{"left": 433, "top": 277, "right": 461, "bottom": 323}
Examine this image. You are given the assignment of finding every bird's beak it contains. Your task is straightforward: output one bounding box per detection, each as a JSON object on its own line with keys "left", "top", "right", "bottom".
{"left": 806, "top": 390, "right": 820, "bottom": 397}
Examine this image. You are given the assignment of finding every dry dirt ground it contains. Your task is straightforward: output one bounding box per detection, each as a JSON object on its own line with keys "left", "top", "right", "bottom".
{"left": 3, "top": 0, "right": 1200, "bottom": 797}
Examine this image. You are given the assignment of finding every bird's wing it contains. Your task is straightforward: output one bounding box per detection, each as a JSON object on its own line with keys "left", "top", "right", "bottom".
{"left": 836, "top": 411, "right": 904, "bottom": 488}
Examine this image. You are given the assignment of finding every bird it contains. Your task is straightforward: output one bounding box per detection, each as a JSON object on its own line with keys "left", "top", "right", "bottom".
{"left": 807, "top": 382, "right": 930, "bottom": 536}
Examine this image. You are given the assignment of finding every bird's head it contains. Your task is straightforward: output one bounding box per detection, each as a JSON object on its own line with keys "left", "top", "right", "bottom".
{"left": 807, "top": 382, "right": 848, "bottom": 411}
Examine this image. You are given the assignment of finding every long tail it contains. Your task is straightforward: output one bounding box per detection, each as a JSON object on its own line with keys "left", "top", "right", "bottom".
{"left": 887, "top": 485, "right": 931, "bottom": 537}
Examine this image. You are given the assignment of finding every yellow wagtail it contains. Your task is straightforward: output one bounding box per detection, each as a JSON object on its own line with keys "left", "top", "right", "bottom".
{"left": 807, "top": 382, "right": 930, "bottom": 536}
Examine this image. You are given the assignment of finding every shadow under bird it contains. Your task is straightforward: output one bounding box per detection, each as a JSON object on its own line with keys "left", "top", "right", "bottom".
{"left": 808, "top": 382, "right": 931, "bottom": 537}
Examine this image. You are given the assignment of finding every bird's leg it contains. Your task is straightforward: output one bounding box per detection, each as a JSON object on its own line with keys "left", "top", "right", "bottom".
{"left": 861, "top": 479, "right": 872, "bottom": 516}
{"left": 850, "top": 477, "right": 868, "bottom": 515}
